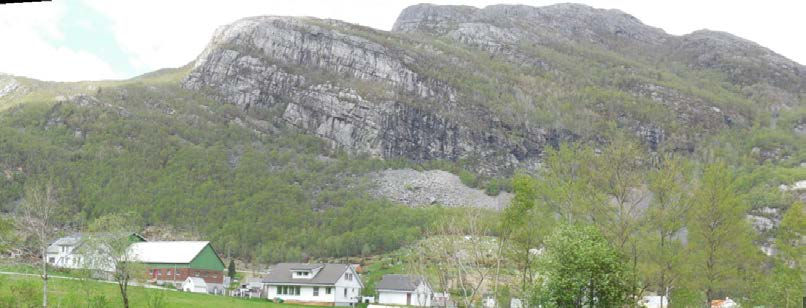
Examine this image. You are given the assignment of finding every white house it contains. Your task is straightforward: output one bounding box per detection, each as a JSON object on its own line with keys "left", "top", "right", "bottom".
{"left": 262, "top": 263, "right": 363, "bottom": 306}
{"left": 182, "top": 277, "right": 208, "bottom": 293}
{"left": 376, "top": 274, "right": 432, "bottom": 307}
{"left": 46, "top": 232, "right": 146, "bottom": 271}
{"left": 46, "top": 233, "right": 85, "bottom": 269}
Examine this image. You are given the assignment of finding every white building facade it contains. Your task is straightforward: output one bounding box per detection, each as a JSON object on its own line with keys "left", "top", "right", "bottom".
{"left": 182, "top": 277, "right": 208, "bottom": 293}
{"left": 263, "top": 263, "right": 363, "bottom": 306}
{"left": 376, "top": 274, "right": 432, "bottom": 307}
{"left": 45, "top": 233, "right": 84, "bottom": 269}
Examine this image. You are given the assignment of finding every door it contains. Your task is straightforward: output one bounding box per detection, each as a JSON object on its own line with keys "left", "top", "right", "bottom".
{"left": 407, "top": 293, "right": 411, "bottom": 306}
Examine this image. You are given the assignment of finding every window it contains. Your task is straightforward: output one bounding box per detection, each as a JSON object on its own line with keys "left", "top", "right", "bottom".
{"left": 167, "top": 269, "right": 172, "bottom": 276}
{"left": 194, "top": 272, "right": 200, "bottom": 277}
{"left": 313, "top": 287, "right": 319, "bottom": 296}
{"left": 278, "top": 286, "right": 300, "bottom": 296}
{"left": 326, "top": 287, "right": 332, "bottom": 295}
{"left": 345, "top": 273, "right": 353, "bottom": 281}
{"left": 344, "top": 288, "right": 347, "bottom": 297}
{"left": 48, "top": 257, "right": 55, "bottom": 263}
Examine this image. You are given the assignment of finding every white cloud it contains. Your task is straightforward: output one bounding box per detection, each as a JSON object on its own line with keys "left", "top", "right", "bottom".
{"left": 0, "top": 1, "right": 122, "bottom": 81}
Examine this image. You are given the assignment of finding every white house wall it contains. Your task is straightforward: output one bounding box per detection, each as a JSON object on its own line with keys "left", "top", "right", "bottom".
{"left": 377, "top": 282, "right": 432, "bottom": 307}
{"left": 266, "top": 285, "right": 336, "bottom": 303}
{"left": 334, "top": 267, "right": 363, "bottom": 305}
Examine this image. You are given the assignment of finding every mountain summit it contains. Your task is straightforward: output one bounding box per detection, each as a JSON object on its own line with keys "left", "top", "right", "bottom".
{"left": 182, "top": 3, "right": 804, "bottom": 174}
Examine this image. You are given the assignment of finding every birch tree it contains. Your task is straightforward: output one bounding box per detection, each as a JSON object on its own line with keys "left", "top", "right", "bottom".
{"left": 16, "top": 182, "right": 60, "bottom": 308}
{"left": 688, "top": 163, "right": 756, "bottom": 304}
{"left": 84, "top": 213, "right": 144, "bottom": 308}
{"left": 643, "top": 155, "right": 693, "bottom": 306}
{"left": 421, "top": 210, "right": 500, "bottom": 307}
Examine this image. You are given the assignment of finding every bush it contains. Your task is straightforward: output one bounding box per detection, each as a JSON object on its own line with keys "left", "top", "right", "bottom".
{"left": 485, "top": 179, "right": 501, "bottom": 196}
{"left": 458, "top": 170, "right": 478, "bottom": 188}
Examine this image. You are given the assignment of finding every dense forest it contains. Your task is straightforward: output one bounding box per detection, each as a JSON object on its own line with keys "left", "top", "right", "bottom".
{"left": 0, "top": 75, "right": 484, "bottom": 263}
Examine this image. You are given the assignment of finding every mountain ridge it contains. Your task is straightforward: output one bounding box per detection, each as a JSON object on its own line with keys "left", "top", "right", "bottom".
{"left": 181, "top": 3, "right": 803, "bottom": 174}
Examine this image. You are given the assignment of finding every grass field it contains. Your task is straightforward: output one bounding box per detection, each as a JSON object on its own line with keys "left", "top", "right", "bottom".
{"left": 0, "top": 273, "right": 315, "bottom": 308}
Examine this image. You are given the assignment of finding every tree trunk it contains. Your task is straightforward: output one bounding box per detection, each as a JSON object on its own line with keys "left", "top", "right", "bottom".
{"left": 41, "top": 245, "right": 48, "bottom": 308}
{"left": 119, "top": 280, "right": 129, "bottom": 308}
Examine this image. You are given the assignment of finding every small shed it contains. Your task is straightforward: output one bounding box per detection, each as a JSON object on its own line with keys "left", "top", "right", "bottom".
{"left": 182, "top": 277, "right": 208, "bottom": 293}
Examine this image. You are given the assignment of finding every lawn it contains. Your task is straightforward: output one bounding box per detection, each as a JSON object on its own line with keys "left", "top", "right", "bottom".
{"left": 0, "top": 273, "right": 314, "bottom": 308}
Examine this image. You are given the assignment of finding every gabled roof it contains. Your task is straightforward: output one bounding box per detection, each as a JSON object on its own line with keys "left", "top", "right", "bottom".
{"left": 47, "top": 232, "right": 146, "bottom": 254}
{"left": 262, "top": 263, "right": 355, "bottom": 285}
{"left": 186, "top": 277, "right": 207, "bottom": 286}
{"left": 127, "top": 241, "right": 210, "bottom": 264}
{"left": 46, "top": 233, "right": 83, "bottom": 253}
{"left": 376, "top": 274, "right": 427, "bottom": 291}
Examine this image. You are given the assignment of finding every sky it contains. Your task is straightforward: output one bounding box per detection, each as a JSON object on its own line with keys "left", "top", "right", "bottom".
{"left": 0, "top": 0, "right": 803, "bottom": 82}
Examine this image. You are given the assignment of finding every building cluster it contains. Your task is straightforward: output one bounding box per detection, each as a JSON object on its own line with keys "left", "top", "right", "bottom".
{"left": 47, "top": 233, "right": 442, "bottom": 306}
{"left": 47, "top": 233, "right": 227, "bottom": 294}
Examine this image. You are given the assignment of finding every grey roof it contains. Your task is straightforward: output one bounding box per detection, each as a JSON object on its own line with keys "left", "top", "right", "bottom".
{"left": 47, "top": 232, "right": 145, "bottom": 254}
{"left": 46, "top": 233, "right": 84, "bottom": 253}
{"left": 289, "top": 264, "right": 324, "bottom": 270}
{"left": 376, "top": 274, "right": 426, "bottom": 291}
{"left": 262, "top": 263, "right": 352, "bottom": 285}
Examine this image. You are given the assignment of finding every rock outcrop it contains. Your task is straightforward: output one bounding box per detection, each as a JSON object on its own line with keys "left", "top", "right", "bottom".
{"left": 183, "top": 4, "right": 805, "bottom": 175}
{"left": 183, "top": 16, "right": 550, "bottom": 174}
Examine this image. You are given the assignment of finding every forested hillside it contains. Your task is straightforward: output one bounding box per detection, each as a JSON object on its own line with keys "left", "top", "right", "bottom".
{"left": 0, "top": 2, "right": 803, "bottom": 281}
{"left": 0, "top": 70, "right": 481, "bottom": 262}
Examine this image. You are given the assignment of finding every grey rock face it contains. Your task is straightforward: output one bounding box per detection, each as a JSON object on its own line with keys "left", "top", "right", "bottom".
{"left": 183, "top": 4, "right": 804, "bottom": 175}
{"left": 393, "top": 3, "right": 669, "bottom": 53}
{"left": 0, "top": 75, "right": 24, "bottom": 101}
{"left": 184, "top": 16, "right": 546, "bottom": 174}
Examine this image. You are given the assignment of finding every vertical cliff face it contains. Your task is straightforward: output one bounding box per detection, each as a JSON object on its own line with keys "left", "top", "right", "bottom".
{"left": 182, "top": 16, "right": 549, "bottom": 174}
{"left": 182, "top": 4, "right": 804, "bottom": 175}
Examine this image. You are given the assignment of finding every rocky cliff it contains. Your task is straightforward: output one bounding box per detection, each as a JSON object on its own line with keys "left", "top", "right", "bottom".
{"left": 183, "top": 3, "right": 805, "bottom": 174}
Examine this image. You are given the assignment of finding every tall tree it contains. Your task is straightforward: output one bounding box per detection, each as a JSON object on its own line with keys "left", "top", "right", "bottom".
{"left": 773, "top": 201, "right": 805, "bottom": 300}
{"left": 688, "top": 163, "right": 756, "bottom": 304}
{"left": 532, "top": 224, "right": 629, "bottom": 307}
{"left": 503, "top": 174, "right": 554, "bottom": 294}
{"left": 420, "top": 209, "right": 500, "bottom": 307}
{"left": 84, "top": 213, "right": 144, "bottom": 308}
{"left": 591, "top": 139, "right": 648, "bottom": 299}
{"left": 16, "top": 182, "right": 60, "bottom": 308}
{"left": 228, "top": 259, "right": 236, "bottom": 279}
{"left": 537, "top": 144, "right": 605, "bottom": 223}
{"left": 643, "top": 155, "right": 693, "bottom": 306}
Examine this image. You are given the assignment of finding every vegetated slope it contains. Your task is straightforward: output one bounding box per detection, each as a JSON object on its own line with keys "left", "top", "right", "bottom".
{"left": 0, "top": 69, "right": 463, "bottom": 263}
{"left": 184, "top": 3, "right": 804, "bottom": 175}
{"left": 1, "top": 3, "right": 804, "bottom": 263}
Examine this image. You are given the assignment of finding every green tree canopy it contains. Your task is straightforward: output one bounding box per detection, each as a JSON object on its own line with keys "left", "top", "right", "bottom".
{"left": 532, "top": 224, "right": 629, "bottom": 307}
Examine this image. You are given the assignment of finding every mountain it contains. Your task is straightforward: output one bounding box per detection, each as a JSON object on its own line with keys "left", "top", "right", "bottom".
{"left": 1, "top": 3, "right": 804, "bottom": 262}
{"left": 182, "top": 4, "right": 804, "bottom": 174}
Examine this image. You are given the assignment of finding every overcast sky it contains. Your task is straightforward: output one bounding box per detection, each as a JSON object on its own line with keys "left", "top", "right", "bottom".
{"left": 0, "top": 0, "right": 803, "bottom": 81}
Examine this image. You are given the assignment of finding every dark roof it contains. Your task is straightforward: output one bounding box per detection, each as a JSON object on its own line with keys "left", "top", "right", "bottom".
{"left": 289, "top": 264, "right": 324, "bottom": 270}
{"left": 376, "top": 274, "right": 426, "bottom": 291}
{"left": 262, "top": 263, "right": 351, "bottom": 285}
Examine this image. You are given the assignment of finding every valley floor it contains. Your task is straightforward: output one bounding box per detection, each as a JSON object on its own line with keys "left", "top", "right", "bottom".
{"left": 0, "top": 271, "right": 317, "bottom": 308}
